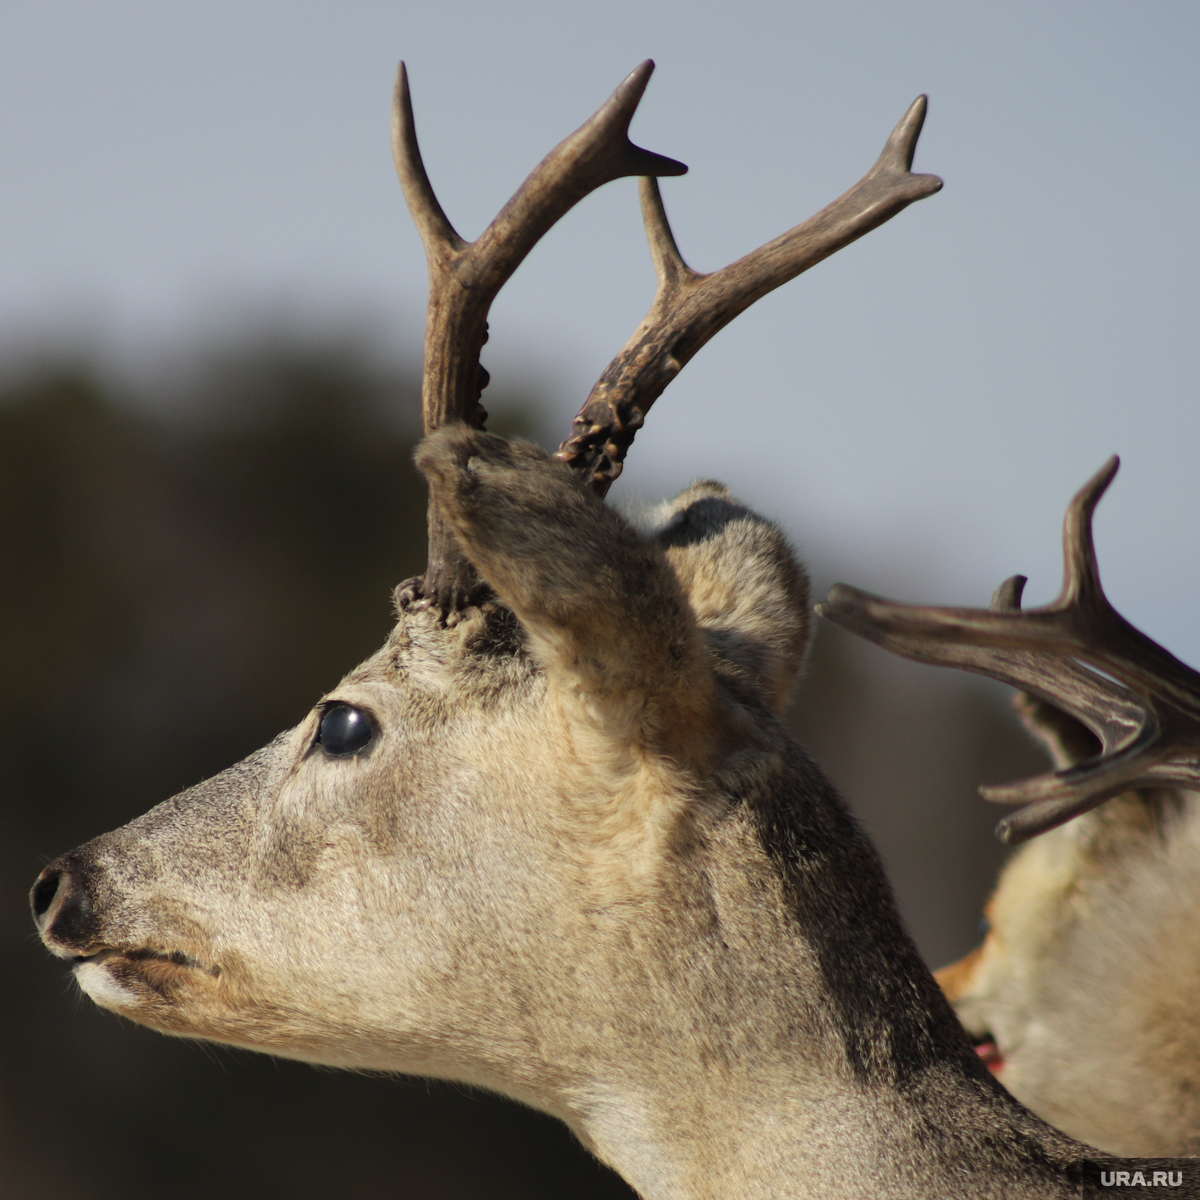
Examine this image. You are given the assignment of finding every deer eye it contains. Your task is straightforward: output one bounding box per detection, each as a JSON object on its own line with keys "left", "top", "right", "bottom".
{"left": 317, "top": 704, "right": 374, "bottom": 758}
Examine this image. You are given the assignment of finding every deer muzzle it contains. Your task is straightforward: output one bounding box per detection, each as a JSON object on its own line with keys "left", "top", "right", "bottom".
{"left": 32, "top": 846, "right": 222, "bottom": 1022}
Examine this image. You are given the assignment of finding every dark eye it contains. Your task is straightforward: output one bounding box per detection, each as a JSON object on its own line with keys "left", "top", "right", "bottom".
{"left": 317, "top": 704, "right": 374, "bottom": 757}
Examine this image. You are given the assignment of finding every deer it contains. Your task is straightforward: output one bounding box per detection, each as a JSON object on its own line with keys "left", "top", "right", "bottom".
{"left": 28, "top": 61, "right": 1181, "bottom": 1198}
{"left": 820, "top": 459, "right": 1200, "bottom": 1158}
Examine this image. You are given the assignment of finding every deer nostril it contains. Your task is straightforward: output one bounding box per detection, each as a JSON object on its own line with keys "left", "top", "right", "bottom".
{"left": 31, "top": 871, "right": 62, "bottom": 922}
{"left": 31, "top": 865, "right": 100, "bottom": 952}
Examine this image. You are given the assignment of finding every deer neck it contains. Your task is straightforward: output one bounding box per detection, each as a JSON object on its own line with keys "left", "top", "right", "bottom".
{"left": 547, "top": 752, "right": 1088, "bottom": 1199}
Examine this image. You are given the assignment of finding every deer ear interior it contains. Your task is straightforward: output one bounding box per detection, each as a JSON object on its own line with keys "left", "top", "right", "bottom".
{"left": 652, "top": 482, "right": 811, "bottom": 714}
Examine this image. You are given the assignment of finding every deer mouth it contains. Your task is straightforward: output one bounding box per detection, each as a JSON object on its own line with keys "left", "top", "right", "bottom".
{"left": 75, "top": 946, "right": 218, "bottom": 973}
{"left": 73, "top": 945, "right": 221, "bottom": 1007}
{"left": 970, "top": 1032, "right": 1005, "bottom": 1074}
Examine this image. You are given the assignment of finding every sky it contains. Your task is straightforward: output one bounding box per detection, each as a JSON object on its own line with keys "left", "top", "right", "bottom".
{"left": 3, "top": 1, "right": 1199, "bottom": 668}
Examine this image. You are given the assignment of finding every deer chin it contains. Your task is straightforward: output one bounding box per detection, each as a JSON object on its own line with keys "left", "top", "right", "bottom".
{"left": 71, "top": 947, "right": 359, "bottom": 1061}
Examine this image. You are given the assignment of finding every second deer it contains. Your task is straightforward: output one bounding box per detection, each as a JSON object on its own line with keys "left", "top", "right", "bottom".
{"left": 822, "top": 460, "right": 1200, "bottom": 1157}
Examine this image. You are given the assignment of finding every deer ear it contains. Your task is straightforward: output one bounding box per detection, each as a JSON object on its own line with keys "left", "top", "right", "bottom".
{"left": 415, "top": 427, "right": 717, "bottom": 752}
{"left": 651, "top": 482, "right": 811, "bottom": 714}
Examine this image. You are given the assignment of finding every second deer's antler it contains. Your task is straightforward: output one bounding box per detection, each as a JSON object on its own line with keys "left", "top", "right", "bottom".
{"left": 818, "top": 458, "right": 1200, "bottom": 843}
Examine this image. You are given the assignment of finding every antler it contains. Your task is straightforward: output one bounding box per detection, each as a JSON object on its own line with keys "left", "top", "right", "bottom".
{"left": 556, "top": 96, "right": 943, "bottom": 495}
{"left": 818, "top": 457, "right": 1200, "bottom": 844}
{"left": 393, "top": 61, "right": 687, "bottom": 613}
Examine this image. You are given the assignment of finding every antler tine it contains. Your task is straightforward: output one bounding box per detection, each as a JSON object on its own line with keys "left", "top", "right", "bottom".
{"left": 393, "top": 61, "right": 688, "bottom": 615}
{"left": 639, "top": 174, "right": 698, "bottom": 291}
{"left": 818, "top": 458, "right": 1200, "bottom": 844}
{"left": 556, "top": 95, "right": 943, "bottom": 495}
{"left": 392, "top": 64, "right": 464, "bottom": 261}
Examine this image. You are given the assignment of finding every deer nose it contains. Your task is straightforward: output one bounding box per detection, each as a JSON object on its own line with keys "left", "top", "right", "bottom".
{"left": 31, "top": 861, "right": 101, "bottom": 955}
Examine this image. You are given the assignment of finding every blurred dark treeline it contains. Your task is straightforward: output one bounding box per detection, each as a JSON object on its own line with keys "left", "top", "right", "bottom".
{"left": 0, "top": 336, "right": 1042, "bottom": 1199}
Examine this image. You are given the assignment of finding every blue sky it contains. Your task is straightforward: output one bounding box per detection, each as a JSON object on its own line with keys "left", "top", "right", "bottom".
{"left": 4, "top": 1, "right": 1198, "bottom": 665}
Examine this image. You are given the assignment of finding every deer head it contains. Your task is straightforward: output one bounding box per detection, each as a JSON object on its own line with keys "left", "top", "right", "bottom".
{"left": 820, "top": 461, "right": 1200, "bottom": 1156}
{"left": 31, "top": 63, "right": 1124, "bottom": 1198}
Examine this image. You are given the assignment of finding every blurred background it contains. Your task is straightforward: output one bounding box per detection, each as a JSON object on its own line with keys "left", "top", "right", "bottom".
{"left": 1, "top": 2, "right": 1195, "bottom": 1197}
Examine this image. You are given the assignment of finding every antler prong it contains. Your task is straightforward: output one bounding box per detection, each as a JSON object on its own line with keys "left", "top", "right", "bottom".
{"left": 639, "top": 176, "right": 698, "bottom": 291}
{"left": 819, "top": 458, "right": 1200, "bottom": 844}
{"left": 1060, "top": 454, "right": 1118, "bottom": 616}
{"left": 557, "top": 96, "right": 943, "bottom": 495}
{"left": 991, "top": 574, "right": 1027, "bottom": 612}
{"left": 392, "top": 64, "right": 465, "bottom": 261}
{"left": 883, "top": 93, "right": 931, "bottom": 174}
